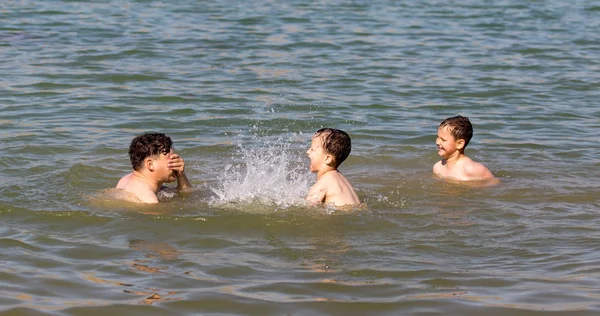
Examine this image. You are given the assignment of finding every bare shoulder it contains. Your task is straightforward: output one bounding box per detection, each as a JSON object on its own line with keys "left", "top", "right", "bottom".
{"left": 115, "top": 174, "right": 159, "bottom": 203}
{"left": 433, "top": 160, "right": 443, "bottom": 174}
{"left": 323, "top": 170, "right": 360, "bottom": 206}
{"left": 306, "top": 178, "right": 327, "bottom": 205}
{"left": 320, "top": 171, "right": 349, "bottom": 191}
{"left": 308, "top": 176, "right": 329, "bottom": 197}
{"left": 463, "top": 157, "right": 494, "bottom": 180}
{"left": 116, "top": 173, "right": 132, "bottom": 189}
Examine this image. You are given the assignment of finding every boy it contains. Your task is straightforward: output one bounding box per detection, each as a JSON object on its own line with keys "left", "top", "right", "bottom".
{"left": 116, "top": 132, "right": 192, "bottom": 203}
{"left": 305, "top": 128, "right": 360, "bottom": 207}
{"left": 433, "top": 115, "right": 495, "bottom": 181}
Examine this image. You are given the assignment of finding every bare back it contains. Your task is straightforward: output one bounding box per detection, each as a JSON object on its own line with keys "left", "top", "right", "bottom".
{"left": 116, "top": 173, "right": 159, "bottom": 203}
{"left": 306, "top": 170, "right": 360, "bottom": 207}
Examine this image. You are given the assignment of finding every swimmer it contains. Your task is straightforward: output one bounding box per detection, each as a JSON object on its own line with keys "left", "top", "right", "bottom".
{"left": 433, "top": 116, "right": 496, "bottom": 182}
{"left": 306, "top": 128, "right": 360, "bottom": 208}
{"left": 116, "top": 133, "right": 192, "bottom": 203}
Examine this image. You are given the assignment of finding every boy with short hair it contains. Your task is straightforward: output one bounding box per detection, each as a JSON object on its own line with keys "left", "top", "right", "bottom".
{"left": 116, "top": 132, "right": 192, "bottom": 203}
{"left": 433, "top": 115, "right": 495, "bottom": 181}
{"left": 305, "top": 128, "right": 361, "bottom": 207}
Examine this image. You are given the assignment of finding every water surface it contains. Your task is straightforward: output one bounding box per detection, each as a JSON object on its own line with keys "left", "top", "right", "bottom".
{"left": 1, "top": 0, "right": 600, "bottom": 315}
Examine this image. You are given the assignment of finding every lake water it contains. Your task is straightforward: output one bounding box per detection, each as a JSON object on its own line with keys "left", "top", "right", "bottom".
{"left": 1, "top": 0, "right": 600, "bottom": 315}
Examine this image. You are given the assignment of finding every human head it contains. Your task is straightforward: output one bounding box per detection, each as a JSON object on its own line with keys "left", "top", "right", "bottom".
{"left": 312, "top": 128, "right": 352, "bottom": 168}
{"left": 129, "top": 133, "right": 173, "bottom": 171}
{"left": 438, "top": 115, "right": 473, "bottom": 149}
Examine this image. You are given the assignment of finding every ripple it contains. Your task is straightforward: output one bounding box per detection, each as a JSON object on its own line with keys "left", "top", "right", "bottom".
{"left": 1, "top": 0, "right": 600, "bottom": 314}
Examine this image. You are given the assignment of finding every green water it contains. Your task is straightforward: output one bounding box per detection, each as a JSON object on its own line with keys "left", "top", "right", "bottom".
{"left": 1, "top": 0, "right": 599, "bottom": 315}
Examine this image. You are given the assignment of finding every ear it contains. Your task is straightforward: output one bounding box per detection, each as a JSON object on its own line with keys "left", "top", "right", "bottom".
{"left": 144, "top": 157, "right": 155, "bottom": 171}
{"left": 324, "top": 154, "right": 335, "bottom": 166}
{"left": 456, "top": 138, "right": 466, "bottom": 150}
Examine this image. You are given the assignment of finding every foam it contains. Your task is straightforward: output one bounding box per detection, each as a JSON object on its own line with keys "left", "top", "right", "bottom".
{"left": 210, "top": 134, "right": 313, "bottom": 209}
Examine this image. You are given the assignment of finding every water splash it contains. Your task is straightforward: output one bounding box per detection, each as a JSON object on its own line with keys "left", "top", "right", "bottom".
{"left": 210, "top": 134, "right": 313, "bottom": 209}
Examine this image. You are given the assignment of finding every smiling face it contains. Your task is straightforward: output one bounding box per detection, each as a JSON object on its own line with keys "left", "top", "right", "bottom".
{"left": 306, "top": 135, "right": 329, "bottom": 173}
{"left": 436, "top": 126, "right": 464, "bottom": 159}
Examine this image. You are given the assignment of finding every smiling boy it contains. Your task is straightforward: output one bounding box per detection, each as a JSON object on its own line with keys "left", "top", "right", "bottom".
{"left": 116, "top": 133, "right": 192, "bottom": 203}
{"left": 306, "top": 128, "right": 360, "bottom": 207}
{"left": 433, "top": 116, "right": 495, "bottom": 181}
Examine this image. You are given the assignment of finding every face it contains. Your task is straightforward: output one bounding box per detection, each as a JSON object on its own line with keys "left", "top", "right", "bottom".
{"left": 436, "top": 126, "right": 462, "bottom": 159}
{"left": 151, "top": 149, "right": 176, "bottom": 182}
{"left": 306, "top": 135, "right": 328, "bottom": 173}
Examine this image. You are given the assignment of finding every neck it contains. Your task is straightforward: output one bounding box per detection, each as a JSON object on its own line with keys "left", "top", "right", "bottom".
{"left": 133, "top": 170, "right": 161, "bottom": 193}
{"left": 316, "top": 167, "right": 337, "bottom": 180}
{"left": 443, "top": 151, "right": 464, "bottom": 167}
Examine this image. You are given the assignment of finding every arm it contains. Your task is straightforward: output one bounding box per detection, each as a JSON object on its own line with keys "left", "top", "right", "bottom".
{"left": 175, "top": 172, "right": 192, "bottom": 191}
{"left": 168, "top": 154, "right": 193, "bottom": 191}
{"left": 306, "top": 181, "right": 327, "bottom": 206}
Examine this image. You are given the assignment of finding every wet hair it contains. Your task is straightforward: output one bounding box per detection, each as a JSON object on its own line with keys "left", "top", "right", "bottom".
{"left": 128, "top": 133, "right": 172, "bottom": 171}
{"left": 314, "top": 128, "right": 352, "bottom": 168}
{"left": 439, "top": 115, "right": 473, "bottom": 148}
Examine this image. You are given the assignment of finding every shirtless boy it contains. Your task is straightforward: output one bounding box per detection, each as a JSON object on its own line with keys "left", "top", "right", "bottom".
{"left": 305, "top": 128, "right": 360, "bottom": 207}
{"left": 116, "top": 133, "right": 192, "bottom": 203}
{"left": 433, "top": 115, "right": 495, "bottom": 181}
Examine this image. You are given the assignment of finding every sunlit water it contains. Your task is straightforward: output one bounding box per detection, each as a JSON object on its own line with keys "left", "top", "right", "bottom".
{"left": 210, "top": 132, "right": 313, "bottom": 209}
{"left": 1, "top": 0, "right": 600, "bottom": 315}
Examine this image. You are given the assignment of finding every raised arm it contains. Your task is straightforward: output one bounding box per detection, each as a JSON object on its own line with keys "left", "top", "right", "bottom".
{"left": 168, "top": 153, "right": 193, "bottom": 191}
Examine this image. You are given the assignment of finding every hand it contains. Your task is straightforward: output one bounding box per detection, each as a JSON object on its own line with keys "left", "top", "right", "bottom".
{"left": 168, "top": 153, "right": 185, "bottom": 175}
{"left": 168, "top": 153, "right": 193, "bottom": 190}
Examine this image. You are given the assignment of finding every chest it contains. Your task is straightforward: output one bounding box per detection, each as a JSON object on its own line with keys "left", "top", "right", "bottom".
{"left": 437, "top": 162, "right": 469, "bottom": 180}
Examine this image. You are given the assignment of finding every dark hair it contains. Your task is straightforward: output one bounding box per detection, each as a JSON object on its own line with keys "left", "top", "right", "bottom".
{"left": 439, "top": 115, "right": 473, "bottom": 148}
{"left": 314, "top": 128, "right": 352, "bottom": 168}
{"left": 128, "top": 133, "right": 173, "bottom": 171}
